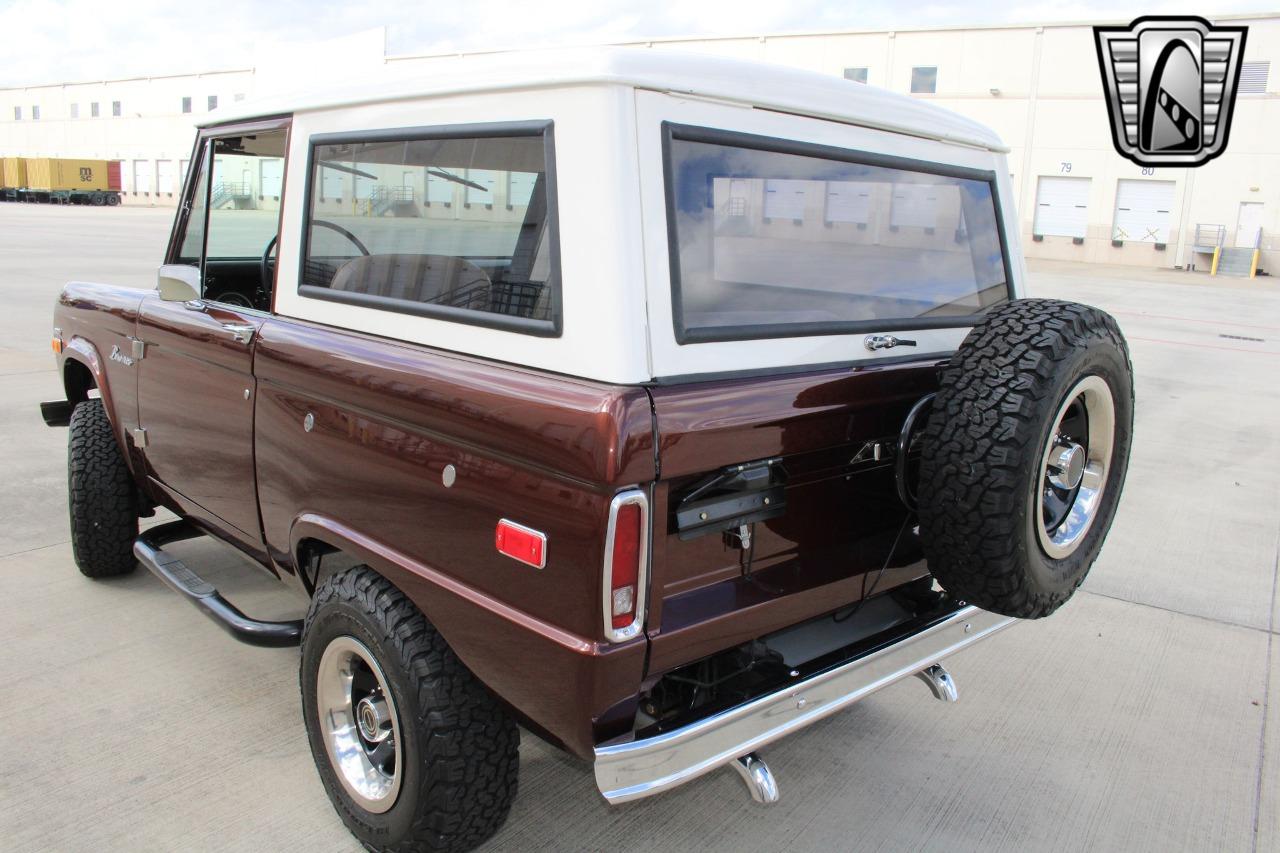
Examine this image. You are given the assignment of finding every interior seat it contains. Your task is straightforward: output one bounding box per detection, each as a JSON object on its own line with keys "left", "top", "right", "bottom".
{"left": 330, "top": 254, "right": 492, "bottom": 311}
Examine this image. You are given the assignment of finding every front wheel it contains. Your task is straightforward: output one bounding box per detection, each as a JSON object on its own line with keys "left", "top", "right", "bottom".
{"left": 68, "top": 399, "right": 138, "bottom": 578}
{"left": 301, "top": 567, "right": 519, "bottom": 853}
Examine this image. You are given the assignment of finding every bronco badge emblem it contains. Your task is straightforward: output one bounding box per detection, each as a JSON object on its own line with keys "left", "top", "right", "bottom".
{"left": 1094, "top": 16, "right": 1247, "bottom": 167}
{"left": 109, "top": 344, "right": 134, "bottom": 367}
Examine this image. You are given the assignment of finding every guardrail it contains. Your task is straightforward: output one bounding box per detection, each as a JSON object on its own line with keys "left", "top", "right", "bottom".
{"left": 1193, "top": 223, "right": 1226, "bottom": 249}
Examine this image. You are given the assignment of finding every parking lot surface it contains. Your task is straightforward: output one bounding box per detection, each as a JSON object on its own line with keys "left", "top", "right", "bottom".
{"left": 0, "top": 204, "right": 1276, "bottom": 852}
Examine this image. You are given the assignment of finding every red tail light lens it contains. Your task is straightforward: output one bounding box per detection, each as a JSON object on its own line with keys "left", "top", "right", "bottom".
{"left": 609, "top": 503, "right": 641, "bottom": 629}
{"left": 603, "top": 490, "right": 648, "bottom": 642}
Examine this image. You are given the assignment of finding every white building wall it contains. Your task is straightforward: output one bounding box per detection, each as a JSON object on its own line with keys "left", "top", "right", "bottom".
{"left": 0, "top": 70, "right": 252, "bottom": 205}
{"left": 1, "top": 15, "right": 1277, "bottom": 270}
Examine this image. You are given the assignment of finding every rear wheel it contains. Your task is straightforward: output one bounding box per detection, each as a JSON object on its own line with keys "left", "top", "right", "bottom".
{"left": 68, "top": 399, "right": 138, "bottom": 578}
{"left": 301, "top": 567, "right": 519, "bottom": 853}
{"left": 918, "top": 299, "right": 1134, "bottom": 618}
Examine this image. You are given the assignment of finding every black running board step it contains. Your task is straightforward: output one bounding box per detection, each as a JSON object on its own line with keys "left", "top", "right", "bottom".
{"left": 134, "top": 520, "right": 302, "bottom": 648}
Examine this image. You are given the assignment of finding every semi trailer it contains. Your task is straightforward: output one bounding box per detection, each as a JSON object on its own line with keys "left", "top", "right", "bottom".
{"left": 1, "top": 157, "right": 122, "bottom": 205}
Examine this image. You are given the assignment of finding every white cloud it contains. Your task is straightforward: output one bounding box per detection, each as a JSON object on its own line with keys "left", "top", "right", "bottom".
{"left": 0, "top": 0, "right": 1267, "bottom": 85}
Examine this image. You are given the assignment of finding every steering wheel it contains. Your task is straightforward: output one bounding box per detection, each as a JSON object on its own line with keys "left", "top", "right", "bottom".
{"left": 260, "top": 219, "right": 373, "bottom": 292}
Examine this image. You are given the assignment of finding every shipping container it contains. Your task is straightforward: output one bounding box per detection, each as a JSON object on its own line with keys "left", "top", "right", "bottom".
{"left": 24, "top": 158, "right": 115, "bottom": 192}
{"left": 2, "top": 157, "right": 26, "bottom": 188}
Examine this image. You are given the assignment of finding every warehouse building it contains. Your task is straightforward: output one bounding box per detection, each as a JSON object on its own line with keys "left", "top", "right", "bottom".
{"left": 1, "top": 14, "right": 1276, "bottom": 272}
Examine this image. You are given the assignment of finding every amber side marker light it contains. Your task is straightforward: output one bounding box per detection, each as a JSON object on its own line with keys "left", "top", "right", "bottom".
{"left": 51, "top": 329, "right": 63, "bottom": 354}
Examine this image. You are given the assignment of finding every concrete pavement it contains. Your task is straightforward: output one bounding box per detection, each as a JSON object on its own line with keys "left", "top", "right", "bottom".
{"left": 0, "top": 204, "right": 1275, "bottom": 852}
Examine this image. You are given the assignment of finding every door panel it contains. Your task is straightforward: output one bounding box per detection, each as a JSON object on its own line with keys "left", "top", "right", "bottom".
{"left": 1237, "top": 202, "right": 1263, "bottom": 248}
{"left": 146, "top": 117, "right": 291, "bottom": 545}
{"left": 136, "top": 298, "right": 264, "bottom": 538}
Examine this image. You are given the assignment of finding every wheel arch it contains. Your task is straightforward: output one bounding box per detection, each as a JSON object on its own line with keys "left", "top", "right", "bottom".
{"left": 286, "top": 511, "right": 617, "bottom": 758}
{"left": 61, "top": 338, "right": 117, "bottom": 426}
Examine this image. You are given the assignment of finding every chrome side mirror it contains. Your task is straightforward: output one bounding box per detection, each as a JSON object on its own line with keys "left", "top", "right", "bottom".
{"left": 157, "top": 264, "right": 200, "bottom": 302}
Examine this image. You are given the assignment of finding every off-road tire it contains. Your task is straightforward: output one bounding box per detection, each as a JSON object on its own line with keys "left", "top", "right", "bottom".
{"left": 301, "top": 567, "right": 519, "bottom": 853}
{"left": 918, "top": 299, "right": 1133, "bottom": 618}
{"left": 68, "top": 399, "right": 138, "bottom": 578}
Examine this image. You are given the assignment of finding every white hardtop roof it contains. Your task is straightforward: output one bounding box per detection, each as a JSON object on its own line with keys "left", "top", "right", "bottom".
{"left": 204, "top": 47, "right": 1007, "bottom": 152}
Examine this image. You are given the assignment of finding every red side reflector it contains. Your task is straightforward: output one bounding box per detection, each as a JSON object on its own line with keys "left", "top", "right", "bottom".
{"left": 609, "top": 503, "right": 642, "bottom": 629}
{"left": 495, "top": 519, "right": 546, "bottom": 569}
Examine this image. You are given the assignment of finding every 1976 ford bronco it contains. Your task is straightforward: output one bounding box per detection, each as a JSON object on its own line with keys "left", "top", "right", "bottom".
{"left": 41, "top": 49, "right": 1132, "bottom": 852}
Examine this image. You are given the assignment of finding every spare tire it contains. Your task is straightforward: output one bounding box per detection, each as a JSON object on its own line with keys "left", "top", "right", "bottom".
{"left": 918, "top": 299, "right": 1133, "bottom": 618}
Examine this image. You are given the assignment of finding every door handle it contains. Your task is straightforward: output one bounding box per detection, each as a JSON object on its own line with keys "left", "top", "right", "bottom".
{"left": 221, "top": 322, "right": 256, "bottom": 345}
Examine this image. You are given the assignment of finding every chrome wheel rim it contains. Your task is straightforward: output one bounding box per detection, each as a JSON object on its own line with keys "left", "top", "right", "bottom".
{"left": 316, "top": 636, "right": 403, "bottom": 813}
{"left": 1035, "top": 375, "right": 1116, "bottom": 560}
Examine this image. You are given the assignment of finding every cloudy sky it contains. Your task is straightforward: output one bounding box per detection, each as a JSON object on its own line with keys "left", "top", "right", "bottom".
{"left": 0, "top": 0, "right": 1267, "bottom": 85}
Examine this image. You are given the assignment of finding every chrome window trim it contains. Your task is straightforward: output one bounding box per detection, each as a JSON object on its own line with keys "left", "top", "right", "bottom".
{"left": 601, "top": 488, "right": 650, "bottom": 644}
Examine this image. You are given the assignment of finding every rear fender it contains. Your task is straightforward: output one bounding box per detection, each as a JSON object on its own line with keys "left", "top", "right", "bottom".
{"left": 288, "top": 512, "right": 646, "bottom": 758}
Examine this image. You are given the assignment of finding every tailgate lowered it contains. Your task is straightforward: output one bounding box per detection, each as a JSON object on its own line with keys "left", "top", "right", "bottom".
{"left": 594, "top": 602, "right": 1014, "bottom": 804}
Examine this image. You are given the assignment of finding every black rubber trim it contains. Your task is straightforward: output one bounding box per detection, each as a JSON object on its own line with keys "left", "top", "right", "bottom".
{"left": 40, "top": 400, "right": 75, "bottom": 426}
{"left": 134, "top": 520, "right": 302, "bottom": 647}
{"left": 647, "top": 351, "right": 953, "bottom": 386}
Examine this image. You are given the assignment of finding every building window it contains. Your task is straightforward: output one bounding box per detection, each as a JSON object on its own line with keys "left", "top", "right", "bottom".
{"left": 70, "top": 103, "right": 79, "bottom": 119}
{"left": 181, "top": 96, "right": 192, "bottom": 113}
{"left": 1240, "top": 60, "right": 1270, "bottom": 94}
{"left": 32, "top": 105, "right": 40, "bottom": 120}
{"left": 13, "top": 106, "right": 21, "bottom": 120}
{"left": 234, "top": 93, "right": 246, "bottom": 102}
{"left": 910, "top": 66, "right": 938, "bottom": 94}
{"left": 208, "top": 95, "right": 218, "bottom": 111}
{"left": 112, "top": 101, "right": 121, "bottom": 117}
{"left": 843, "top": 67, "right": 868, "bottom": 84}
{"left": 91, "top": 102, "right": 100, "bottom": 118}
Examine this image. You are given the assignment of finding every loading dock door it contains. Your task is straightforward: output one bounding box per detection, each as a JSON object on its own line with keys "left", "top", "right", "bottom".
{"left": 156, "top": 160, "right": 174, "bottom": 195}
{"left": 1113, "top": 179, "right": 1175, "bottom": 243}
{"left": 825, "top": 181, "right": 873, "bottom": 225}
{"left": 1033, "top": 176, "right": 1090, "bottom": 238}
{"left": 763, "top": 179, "right": 808, "bottom": 221}
{"left": 890, "top": 184, "right": 939, "bottom": 229}
{"left": 133, "top": 160, "right": 151, "bottom": 194}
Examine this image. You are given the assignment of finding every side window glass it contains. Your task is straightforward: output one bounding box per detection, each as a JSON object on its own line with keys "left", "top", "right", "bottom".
{"left": 206, "top": 132, "right": 288, "bottom": 260}
{"left": 200, "top": 130, "right": 288, "bottom": 310}
{"left": 174, "top": 148, "right": 209, "bottom": 266}
{"left": 300, "top": 124, "right": 560, "bottom": 335}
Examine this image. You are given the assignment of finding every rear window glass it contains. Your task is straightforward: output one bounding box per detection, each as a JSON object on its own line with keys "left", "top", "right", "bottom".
{"left": 665, "top": 125, "right": 1010, "bottom": 343}
{"left": 300, "top": 123, "right": 559, "bottom": 336}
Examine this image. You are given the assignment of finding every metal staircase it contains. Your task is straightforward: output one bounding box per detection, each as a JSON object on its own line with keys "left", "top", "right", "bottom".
{"left": 211, "top": 182, "right": 251, "bottom": 210}
{"left": 1212, "top": 227, "right": 1263, "bottom": 278}
{"left": 1215, "top": 247, "right": 1258, "bottom": 277}
{"left": 368, "top": 185, "right": 418, "bottom": 217}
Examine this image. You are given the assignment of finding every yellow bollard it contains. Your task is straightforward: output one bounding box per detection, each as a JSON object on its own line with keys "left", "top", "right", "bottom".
{"left": 1211, "top": 246, "right": 1220, "bottom": 275}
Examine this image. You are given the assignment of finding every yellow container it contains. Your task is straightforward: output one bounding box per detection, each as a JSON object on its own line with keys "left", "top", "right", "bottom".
{"left": 24, "top": 158, "right": 112, "bottom": 191}
{"left": 1, "top": 157, "right": 26, "bottom": 188}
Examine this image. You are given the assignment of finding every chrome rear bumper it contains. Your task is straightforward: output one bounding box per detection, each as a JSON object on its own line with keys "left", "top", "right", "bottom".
{"left": 594, "top": 604, "right": 1015, "bottom": 804}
